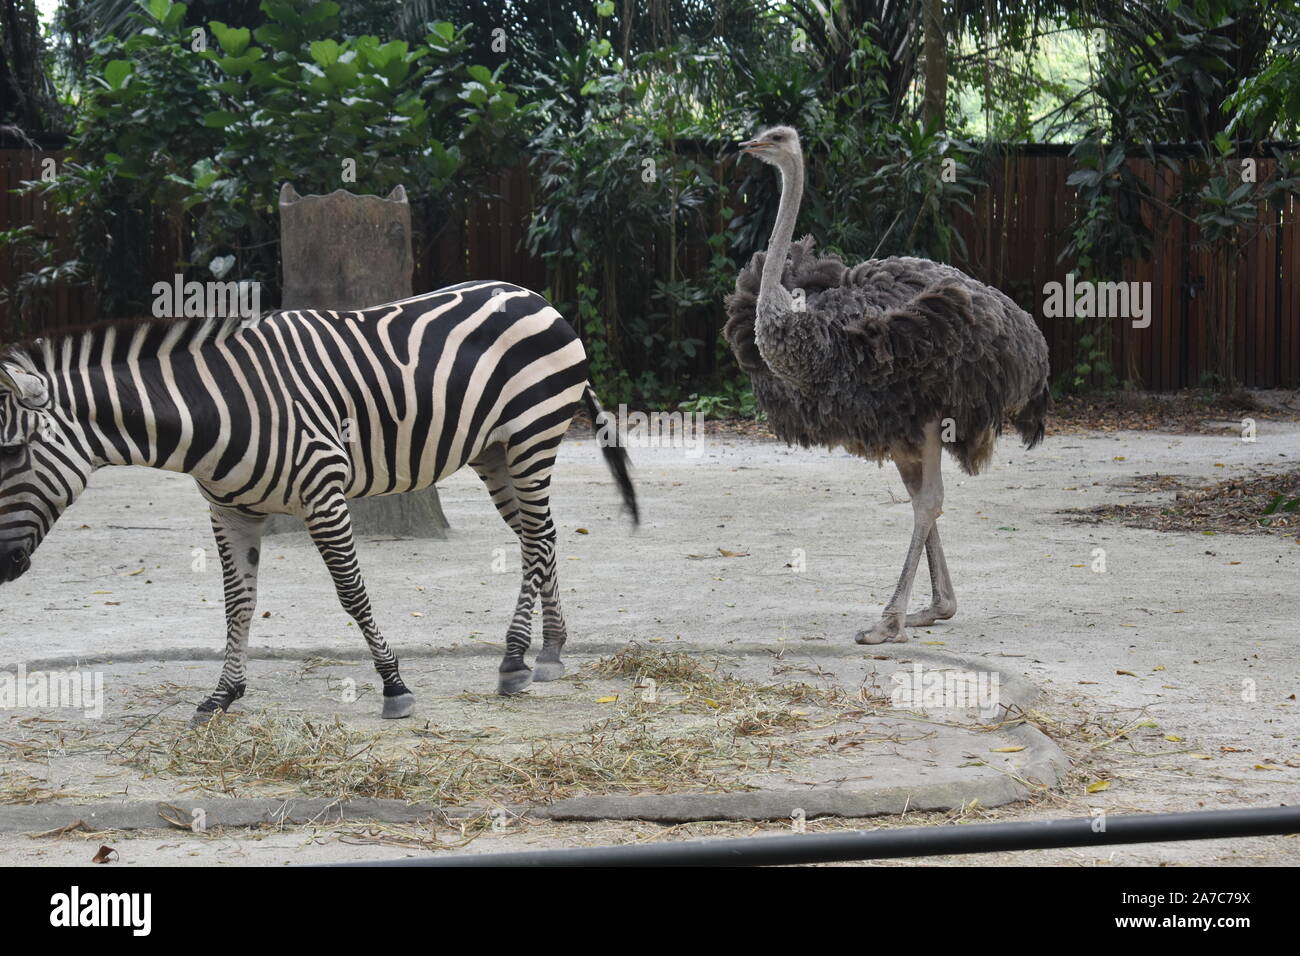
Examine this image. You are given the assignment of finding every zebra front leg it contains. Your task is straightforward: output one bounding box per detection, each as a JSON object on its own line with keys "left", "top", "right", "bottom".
{"left": 304, "top": 493, "right": 415, "bottom": 719}
{"left": 193, "top": 506, "right": 267, "bottom": 726}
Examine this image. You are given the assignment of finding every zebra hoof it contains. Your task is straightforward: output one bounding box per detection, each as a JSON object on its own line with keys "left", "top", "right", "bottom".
{"left": 497, "top": 667, "right": 534, "bottom": 695}
{"left": 189, "top": 708, "right": 226, "bottom": 729}
{"left": 381, "top": 692, "right": 416, "bottom": 719}
{"left": 533, "top": 659, "right": 565, "bottom": 682}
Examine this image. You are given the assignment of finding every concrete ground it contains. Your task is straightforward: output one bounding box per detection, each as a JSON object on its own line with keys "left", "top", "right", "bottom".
{"left": 1, "top": 419, "right": 1298, "bottom": 865}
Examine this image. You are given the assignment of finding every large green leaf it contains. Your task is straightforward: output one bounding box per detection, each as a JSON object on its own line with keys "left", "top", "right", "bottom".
{"left": 203, "top": 110, "right": 241, "bottom": 128}
{"left": 309, "top": 39, "right": 342, "bottom": 67}
{"left": 209, "top": 21, "right": 252, "bottom": 57}
{"left": 103, "top": 59, "right": 133, "bottom": 91}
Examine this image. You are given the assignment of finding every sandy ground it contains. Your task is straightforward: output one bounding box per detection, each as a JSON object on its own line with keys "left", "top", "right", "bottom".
{"left": 1, "top": 420, "right": 1298, "bottom": 866}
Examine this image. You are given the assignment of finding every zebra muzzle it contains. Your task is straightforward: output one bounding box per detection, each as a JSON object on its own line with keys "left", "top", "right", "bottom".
{"left": 0, "top": 548, "right": 30, "bottom": 583}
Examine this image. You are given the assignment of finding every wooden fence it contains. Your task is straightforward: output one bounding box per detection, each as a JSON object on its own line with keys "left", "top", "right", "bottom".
{"left": 0, "top": 149, "right": 99, "bottom": 335}
{"left": 954, "top": 151, "right": 1300, "bottom": 390}
{"left": 3, "top": 145, "right": 1297, "bottom": 389}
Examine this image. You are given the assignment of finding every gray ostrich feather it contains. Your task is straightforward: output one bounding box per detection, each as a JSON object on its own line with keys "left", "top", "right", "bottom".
{"left": 726, "top": 239, "right": 1050, "bottom": 474}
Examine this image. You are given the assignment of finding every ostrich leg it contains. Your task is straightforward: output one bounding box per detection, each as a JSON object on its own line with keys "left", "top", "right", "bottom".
{"left": 856, "top": 422, "right": 945, "bottom": 645}
{"left": 896, "top": 459, "right": 957, "bottom": 627}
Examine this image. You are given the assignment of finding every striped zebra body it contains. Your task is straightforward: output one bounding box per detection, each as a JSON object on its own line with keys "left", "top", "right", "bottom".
{"left": 0, "top": 280, "right": 637, "bottom": 721}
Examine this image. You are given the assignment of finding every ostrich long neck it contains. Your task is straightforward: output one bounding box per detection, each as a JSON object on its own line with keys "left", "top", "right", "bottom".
{"left": 759, "top": 153, "right": 804, "bottom": 309}
{"left": 751, "top": 151, "right": 820, "bottom": 389}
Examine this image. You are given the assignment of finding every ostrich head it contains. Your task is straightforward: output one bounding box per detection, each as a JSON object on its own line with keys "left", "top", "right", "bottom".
{"left": 739, "top": 126, "right": 802, "bottom": 172}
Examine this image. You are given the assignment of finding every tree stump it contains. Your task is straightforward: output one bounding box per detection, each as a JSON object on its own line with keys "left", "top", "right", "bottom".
{"left": 264, "top": 183, "right": 448, "bottom": 538}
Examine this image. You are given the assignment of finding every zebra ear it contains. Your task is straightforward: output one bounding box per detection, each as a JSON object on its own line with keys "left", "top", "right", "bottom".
{"left": 0, "top": 364, "right": 49, "bottom": 410}
{"left": 385, "top": 184, "right": 407, "bottom": 204}
{"left": 279, "top": 182, "right": 301, "bottom": 206}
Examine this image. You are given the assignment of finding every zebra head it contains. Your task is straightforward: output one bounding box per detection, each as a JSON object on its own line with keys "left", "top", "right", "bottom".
{"left": 0, "top": 362, "right": 93, "bottom": 583}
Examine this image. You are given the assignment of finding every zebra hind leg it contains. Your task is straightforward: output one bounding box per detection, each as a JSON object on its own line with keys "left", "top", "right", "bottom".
{"left": 472, "top": 441, "right": 568, "bottom": 693}
{"left": 305, "top": 491, "right": 416, "bottom": 719}
{"left": 532, "top": 498, "right": 567, "bottom": 685}
{"left": 193, "top": 506, "right": 268, "bottom": 727}
{"left": 472, "top": 446, "right": 534, "bottom": 694}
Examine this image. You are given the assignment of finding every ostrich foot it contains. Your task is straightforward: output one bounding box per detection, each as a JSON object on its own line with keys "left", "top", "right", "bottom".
{"left": 855, "top": 616, "right": 908, "bottom": 645}
{"left": 905, "top": 602, "right": 956, "bottom": 628}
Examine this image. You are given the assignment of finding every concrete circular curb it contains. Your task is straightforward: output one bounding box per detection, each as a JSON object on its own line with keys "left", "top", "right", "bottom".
{"left": 0, "top": 641, "right": 1068, "bottom": 831}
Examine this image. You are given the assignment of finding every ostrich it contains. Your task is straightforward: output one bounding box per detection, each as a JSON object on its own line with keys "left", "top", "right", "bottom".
{"left": 724, "top": 125, "right": 1050, "bottom": 645}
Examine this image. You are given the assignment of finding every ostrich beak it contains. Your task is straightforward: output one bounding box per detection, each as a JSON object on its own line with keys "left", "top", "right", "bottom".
{"left": 739, "top": 139, "right": 771, "bottom": 154}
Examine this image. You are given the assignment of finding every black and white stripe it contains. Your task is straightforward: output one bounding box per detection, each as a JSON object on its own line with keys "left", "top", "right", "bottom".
{"left": 0, "top": 280, "right": 637, "bottom": 721}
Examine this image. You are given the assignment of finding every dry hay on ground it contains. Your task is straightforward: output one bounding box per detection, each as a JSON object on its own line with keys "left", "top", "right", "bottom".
{"left": 1064, "top": 467, "right": 1300, "bottom": 537}
{"left": 106, "top": 646, "right": 874, "bottom": 808}
{"left": 1044, "top": 389, "right": 1299, "bottom": 435}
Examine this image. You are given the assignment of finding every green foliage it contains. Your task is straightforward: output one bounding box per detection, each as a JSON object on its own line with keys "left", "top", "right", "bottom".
{"left": 1261, "top": 493, "right": 1300, "bottom": 525}
{"left": 678, "top": 380, "right": 758, "bottom": 419}
{"left": 0, "top": 226, "right": 85, "bottom": 338}
{"left": 17, "top": 0, "right": 1300, "bottom": 404}
{"left": 523, "top": 30, "right": 727, "bottom": 401}
{"left": 25, "top": 0, "right": 526, "bottom": 316}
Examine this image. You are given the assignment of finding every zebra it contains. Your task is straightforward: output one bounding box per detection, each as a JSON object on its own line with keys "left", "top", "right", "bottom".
{"left": 0, "top": 280, "right": 637, "bottom": 724}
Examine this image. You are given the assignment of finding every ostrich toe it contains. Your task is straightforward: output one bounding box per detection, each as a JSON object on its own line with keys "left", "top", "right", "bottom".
{"left": 905, "top": 602, "right": 957, "bottom": 627}
{"left": 855, "top": 616, "right": 909, "bottom": 645}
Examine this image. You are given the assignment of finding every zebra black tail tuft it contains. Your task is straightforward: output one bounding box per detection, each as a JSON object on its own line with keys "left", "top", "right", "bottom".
{"left": 583, "top": 384, "right": 639, "bottom": 525}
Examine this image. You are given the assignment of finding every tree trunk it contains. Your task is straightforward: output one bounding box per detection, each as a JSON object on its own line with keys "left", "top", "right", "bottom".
{"left": 922, "top": 0, "right": 947, "bottom": 131}
{"left": 264, "top": 182, "right": 448, "bottom": 538}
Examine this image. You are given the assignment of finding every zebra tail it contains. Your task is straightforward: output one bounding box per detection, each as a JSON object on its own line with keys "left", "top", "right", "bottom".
{"left": 582, "top": 383, "right": 639, "bottom": 525}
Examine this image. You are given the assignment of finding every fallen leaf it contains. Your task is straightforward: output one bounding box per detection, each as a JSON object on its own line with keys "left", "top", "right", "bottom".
{"left": 1254, "top": 764, "right": 1284, "bottom": 771}
{"left": 1116, "top": 670, "right": 1138, "bottom": 677}
{"left": 717, "top": 549, "right": 749, "bottom": 558}
{"left": 575, "top": 528, "right": 589, "bottom": 535}
{"left": 990, "top": 745, "right": 1025, "bottom": 753}
{"left": 1165, "top": 735, "right": 1183, "bottom": 742}
{"left": 595, "top": 696, "right": 618, "bottom": 704}
{"left": 92, "top": 845, "right": 117, "bottom": 864}
{"left": 1086, "top": 780, "right": 1111, "bottom": 793}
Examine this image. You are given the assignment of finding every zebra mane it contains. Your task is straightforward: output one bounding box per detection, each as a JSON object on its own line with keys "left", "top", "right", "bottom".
{"left": 4, "top": 312, "right": 266, "bottom": 374}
